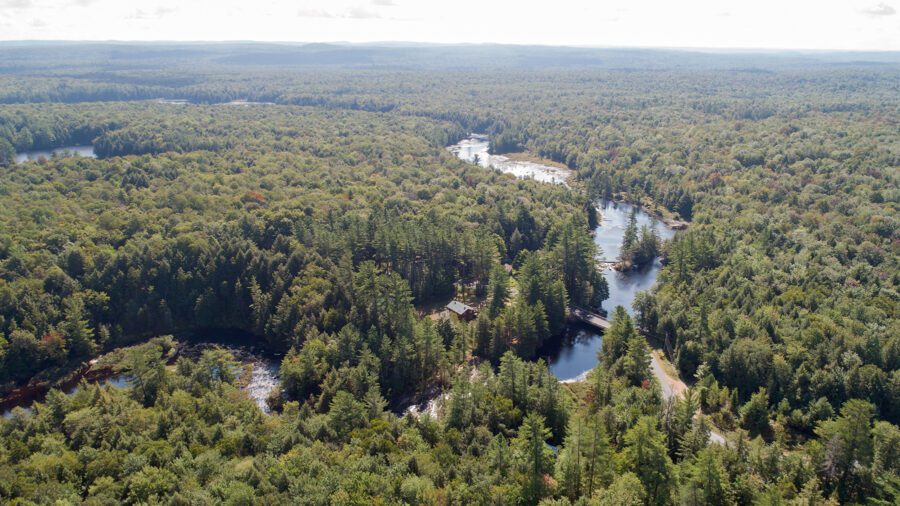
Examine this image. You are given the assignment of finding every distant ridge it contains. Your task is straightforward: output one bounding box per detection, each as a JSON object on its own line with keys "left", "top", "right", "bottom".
{"left": 1, "top": 42, "right": 898, "bottom": 72}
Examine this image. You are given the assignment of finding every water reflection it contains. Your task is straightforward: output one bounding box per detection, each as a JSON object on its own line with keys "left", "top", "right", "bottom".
{"left": 593, "top": 200, "right": 676, "bottom": 263}
{"left": 543, "top": 201, "right": 677, "bottom": 380}
{"left": 541, "top": 324, "right": 604, "bottom": 381}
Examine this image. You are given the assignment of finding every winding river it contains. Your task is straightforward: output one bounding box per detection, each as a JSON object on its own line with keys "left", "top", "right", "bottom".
{"left": 449, "top": 134, "right": 679, "bottom": 381}
{"left": 541, "top": 201, "right": 676, "bottom": 381}
{"left": 3, "top": 135, "right": 678, "bottom": 418}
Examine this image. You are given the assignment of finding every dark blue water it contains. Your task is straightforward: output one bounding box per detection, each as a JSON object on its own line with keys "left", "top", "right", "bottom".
{"left": 543, "top": 201, "right": 676, "bottom": 380}
{"left": 595, "top": 201, "right": 676, "bottom": 316}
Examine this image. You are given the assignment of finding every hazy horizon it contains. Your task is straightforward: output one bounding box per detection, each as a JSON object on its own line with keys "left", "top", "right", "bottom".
{"left": 1, "top": 0, "right": 898, "bottom": 51}
{"left": 2, "top": 40, "right": 900, "bottom": 54}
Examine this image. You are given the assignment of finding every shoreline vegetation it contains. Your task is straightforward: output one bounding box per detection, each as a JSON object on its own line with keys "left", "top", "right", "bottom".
{"left": 0, "top": 338, "right": 176, "bottom": 415}
{"left": 1, "top": 337, "right": 180, "bottom": 413}
{"left": 501, "top": 151, "right": 573, "bottom": 171}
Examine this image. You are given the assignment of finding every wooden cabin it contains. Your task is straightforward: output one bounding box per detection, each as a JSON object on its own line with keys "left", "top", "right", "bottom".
{"left": 446, "top": 300, "right": 477, "bottom": 321}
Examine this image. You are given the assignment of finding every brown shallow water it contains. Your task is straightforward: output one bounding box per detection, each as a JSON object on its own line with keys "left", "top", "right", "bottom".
{"left": 447, "top": 135, "right": 572, "bottom": 185}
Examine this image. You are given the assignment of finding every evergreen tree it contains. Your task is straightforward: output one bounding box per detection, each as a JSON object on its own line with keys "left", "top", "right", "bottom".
{"left": 623, "top": 331, "right": 651, "bottom": 386}
{"left": 601, "top": 306, "right": 637, "bottom": 369}
{"left": 679, "top": 448, "right": 728, "bottom": 506}
{"left": 815, "top": 399, "right": 876, "bottom": 502}
{"left": 557, "top": 412, "right": 613, "bottom": 499}
{"left": 328, "top": 391, "right": 369, "bottom": 442}
{"left": 623, "top": 417, "right": 675, "bottom": 506}
{"left": 620, "top": 208, "right": 639, "bottom": 263}
{"left": 487, "top": 263, "right": 510, "bottom": 318}
{"left": 514, "top": 412, "right": 554, "bottom": 504}
{"left": 61, "top": 296, "right": 96, "bottom": 359}
{"left": 544, "top": 279, "right": 569, "bottom": 337}
{"left": 740, "top": 388, "right": 770, "bottom": 437}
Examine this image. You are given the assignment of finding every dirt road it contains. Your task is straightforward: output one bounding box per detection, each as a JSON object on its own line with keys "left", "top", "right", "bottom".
{"left": 650, "top": 350, "right": 726, "bottom": 445}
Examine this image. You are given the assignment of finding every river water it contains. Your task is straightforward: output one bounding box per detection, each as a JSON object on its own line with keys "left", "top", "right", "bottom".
{"left": 448, "top": 135, "right": 678, "bottom": 381}
{"left": 16, "top": 145, "right": 96, "bottom": 164}
{"left": 542, "top": 201, "right": 676, "bottom": 380}
{"left": 447, "top": 135, "right": 572, "bottom": 185}
{"left": 594, "top": 200, "right": 677, "bottom": 317}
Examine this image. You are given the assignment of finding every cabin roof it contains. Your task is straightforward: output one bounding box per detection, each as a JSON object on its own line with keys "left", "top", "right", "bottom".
{"left": 446, "top": 300, "right": 475, "bottom": 315}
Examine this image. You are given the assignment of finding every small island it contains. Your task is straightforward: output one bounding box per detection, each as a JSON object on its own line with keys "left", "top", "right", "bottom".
{"left": 615, "top": 208, "right": 661, "bottom": 270}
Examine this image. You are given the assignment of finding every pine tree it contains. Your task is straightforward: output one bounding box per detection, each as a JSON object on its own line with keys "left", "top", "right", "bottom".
{"left": 473, "top": 311, "right": 493, "bottom": 358}
{"left": 623, "top": 417, "right": 674, "bottom": 506}
{"left": 62, "top": 296, "right": 96, "bottom": 359}
{"left": 515, "top": 412, "right": 553, "bottom": 504}
{"left": 679, "top": 448, "right": 727, "bottom": 506}
{"left": 620, "top": 208, "right": 639, "bottom": 263}
{"left": 487, "top": 263, "right": 510, "bottom": 318}
{"left": 601, "top": 306, "right": 636, "bottom": 369}
{"left": 544, "top": 279, "right": 569, "bottom": 336}
{"left": 623, "top": 332, "right": 651, "bottom": 386}
{"left": 740, "top": 388, "right": 770, "bottom": 437}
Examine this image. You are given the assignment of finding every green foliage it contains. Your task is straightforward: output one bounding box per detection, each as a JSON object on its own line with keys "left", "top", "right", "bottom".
{"left": 0, "top": 103, "right": 595, "bottom": 403}
{"left": 599, "top": 306, "right": 644, "bottom": 371}
{"left": 0, "top": 47, "right": 897, "bottom": 505}
{"left": 622, "top": 416, "right": 675, "bottom": 506}
{"left": 740, "top": 388, "right": 771, "bottom": 437}
{"left": 678, "top": 448, "right": 729, "bottom": 506}
{"left": 814, "top": 399, "right": 876, "bottom": 502}
{"left": 514, "top": 412, "right": 554, "bottom": 503}
{"left": 555, "top": 412, "right": 613, "bottom": 499}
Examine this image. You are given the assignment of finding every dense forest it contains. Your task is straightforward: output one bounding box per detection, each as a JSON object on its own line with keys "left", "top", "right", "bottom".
{"left": 0, "top": 44, "right": 897, "bottom": 504}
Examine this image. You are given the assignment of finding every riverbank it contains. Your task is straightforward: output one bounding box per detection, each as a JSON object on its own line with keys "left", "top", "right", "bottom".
{"left": 0, "top": 337, "right": 175, "bottom": 415}
{"left": 528, "top": 199, "right": 680, "bottom": 380}
{"left": 501, "top": 152, "right": 571, "bottom": 171}
{"left": 1, "top": 333, "right": 282, "bottom": 417}
{"left": 446, "top": 137, "right": 719, "bottom": 443}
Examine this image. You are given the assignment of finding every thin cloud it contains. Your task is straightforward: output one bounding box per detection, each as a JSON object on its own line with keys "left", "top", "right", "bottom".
{"left": 297, "top": 8, "right": 334, "bottom": 18}
{"left": 346, "top": 7, "right": 381, "bottom": 19}
{"left": 372, "top": 0, "right": 395, "bottom": 6}
{"left": 0, "top": 0, "right": 32, "bottom": 8}
{"left": 297, "top": 6, "right": 383, "bottom": 19}
{"left": 860, "top": 2, "right": 896, "bottom": 16}
{"left": 129, "top": 7, "right": 178, "bottom": 20}
{"left": 71, "top": 0, "right": 98, "bottom": 6}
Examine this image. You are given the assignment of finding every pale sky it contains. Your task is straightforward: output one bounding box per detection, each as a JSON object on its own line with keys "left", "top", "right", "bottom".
{"left": 0, "top": 0, "right": 898, "bottom": 51}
